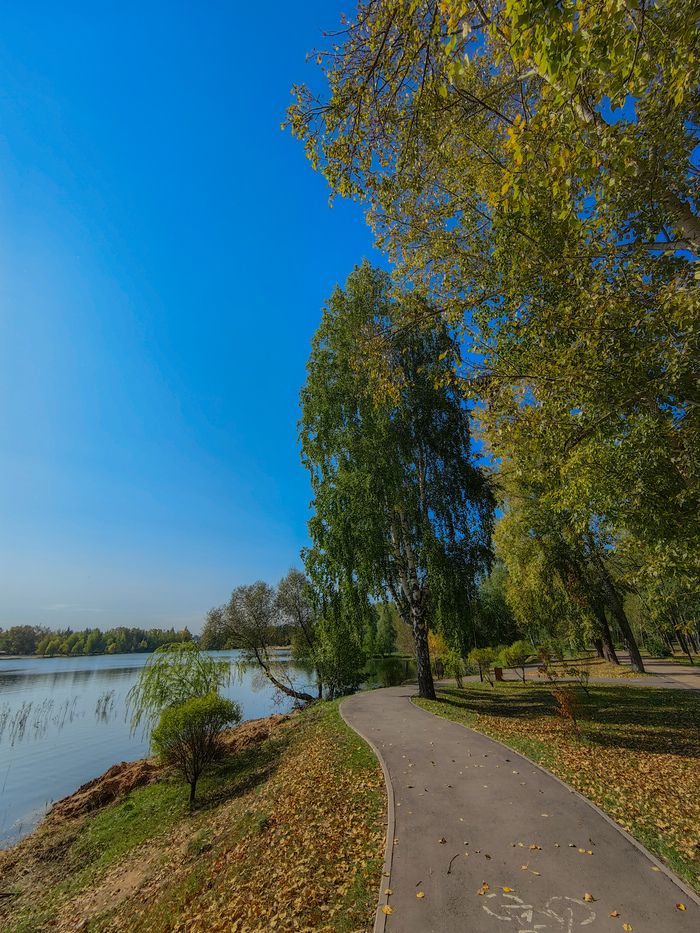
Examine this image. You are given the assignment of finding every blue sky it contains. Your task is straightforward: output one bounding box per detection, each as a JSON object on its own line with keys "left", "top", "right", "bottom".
{"left": 0, "top": 2, "right": 384, "bottom": 633}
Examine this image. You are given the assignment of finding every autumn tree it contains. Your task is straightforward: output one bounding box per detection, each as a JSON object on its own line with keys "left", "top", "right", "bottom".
{"left": 288, "top": 0, "right": 700, "bottom": 595}
{"left": 299, "top": 262, "right": 494, "bottom": 700}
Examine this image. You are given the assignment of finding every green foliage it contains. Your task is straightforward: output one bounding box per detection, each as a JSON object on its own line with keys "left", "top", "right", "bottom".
{"left": 289, "top": 0, "right": 700, "bottom": 628}
{"left": 502, "top": 640, "right": 531, "bottom": 682}
{"left": 151, "top": 693, "right": 242, "bottom": 804}
{"left": 468, "top": 646, "right": 495, "bottom": 684}
{"left": 443, "top": 647, "right": 465, "bottom": 688}
{"left": 126, "top": 642, "right": 231, "bottom": 738}
{"left": 299, "top": 262, "right": 494, "bottom": 700}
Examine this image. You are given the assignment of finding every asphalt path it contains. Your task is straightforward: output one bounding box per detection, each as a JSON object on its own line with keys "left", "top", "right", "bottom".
{"left": 341, "top": 684, "right": 700, "bottom": 933}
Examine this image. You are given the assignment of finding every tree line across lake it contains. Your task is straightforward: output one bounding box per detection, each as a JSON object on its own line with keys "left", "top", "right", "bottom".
{"left": 0, "top": 625, "right": 194, "bottom": 658}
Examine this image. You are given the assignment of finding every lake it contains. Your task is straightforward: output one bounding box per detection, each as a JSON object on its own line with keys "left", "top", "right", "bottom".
{"left": 0, "top": 651, "right": 314, "bottom": 849}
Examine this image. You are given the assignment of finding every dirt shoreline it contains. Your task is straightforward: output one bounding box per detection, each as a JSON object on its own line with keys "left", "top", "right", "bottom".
{"left": 0, "top": 712, "right": 293, "bottom": 862}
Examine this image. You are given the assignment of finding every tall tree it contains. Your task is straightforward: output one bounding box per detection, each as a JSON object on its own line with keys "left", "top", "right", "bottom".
{"left": 299, "top": 262, "right": 494, "bottom": 699}
{"left": 288, "top": 1, "right": 700, "bottom": 589}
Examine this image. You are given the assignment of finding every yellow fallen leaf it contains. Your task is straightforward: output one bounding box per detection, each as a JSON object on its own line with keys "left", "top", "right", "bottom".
{"left": 584, "top": 893, "right": 595, "bottom": 902}
{"left": 579, "top": 848, "right": 586, "bottom": 853}
{"left": 439, "top": 837, "right": 446, "bottom": 844}
{"left": 652, "top": 867, "right": 661, "bottom": 872}
{"left": 383, "top": 872, "right": 390, "bottom": 877}
{"left": 485, "top": 854, "right": 492, "bottom": 860}
{"left": 501, "top": 886, "right": 514, "bottom": 892}
{"left": 530, "top": 845, "right": 541, "bottom": 850}
{"left": 610, "top": 911, "right": 619, "bottom": 917}
{"left": 623, "top": 925, "right": 632, "bottom": 932}
{"left": 521, "top": 865, "right": 528, "bottom": 870}
{"left": 416, "top": 891, "right": 425, "bottom": 898}
{"left": 477, "top": 888, "right": 485, "bottom": 896}
{"left": 531, "top": 871, "right": 540, "bottom": 875}
{"left": 381, "top": 906, "right": 393, "bottom": 915}
{"left": 384, "top": 889, "right": 392, "bottom": 895}
{"left": 677, "top": 904, "right": 686, "bottom": 911}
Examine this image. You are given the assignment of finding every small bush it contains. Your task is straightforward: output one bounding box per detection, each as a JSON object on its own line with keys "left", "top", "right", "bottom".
{"left": 646, "top": 638, "right": 672, "bottom": 659}
{"left": 502, "top": 640, "right": 531, "bottom": 682}
{"left": 152, "top": 693, "right": 242, "bottom": 804}
{"left": 468, "top": 647, "right": 494, "bottom": 685}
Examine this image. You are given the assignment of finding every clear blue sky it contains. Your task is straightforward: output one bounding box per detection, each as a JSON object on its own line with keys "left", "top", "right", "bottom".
{"left": 0, "top": 2, "right": 384, "bottom": 633}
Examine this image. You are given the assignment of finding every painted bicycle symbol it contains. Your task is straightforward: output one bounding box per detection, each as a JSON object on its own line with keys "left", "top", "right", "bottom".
{"left": 482, "top": 892, "right": 596, "bottom": 932}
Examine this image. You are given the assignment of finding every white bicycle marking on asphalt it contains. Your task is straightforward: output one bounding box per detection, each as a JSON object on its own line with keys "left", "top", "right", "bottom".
{"left": 482, "top": 892, "right": 596, "bottom": 932}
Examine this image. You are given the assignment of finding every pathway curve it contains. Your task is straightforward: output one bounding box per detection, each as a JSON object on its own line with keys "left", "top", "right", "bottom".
{"left": 341, "top": 686, "right": 700, "bottom": 933}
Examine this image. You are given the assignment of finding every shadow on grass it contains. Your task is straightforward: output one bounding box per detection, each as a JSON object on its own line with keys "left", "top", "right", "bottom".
{"left": 192, "top": 730, "right": 294, "bottom": 812}
{"left": 435, "top": 683, "right": 700, "bottom": 759}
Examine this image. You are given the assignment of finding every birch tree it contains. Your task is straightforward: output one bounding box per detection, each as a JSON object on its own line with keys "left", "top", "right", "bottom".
{"left": 299, "top": 262, "right": 494, "bottom": 699}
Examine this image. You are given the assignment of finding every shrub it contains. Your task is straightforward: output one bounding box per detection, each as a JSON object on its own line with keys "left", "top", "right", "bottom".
{"left": 468, "top": 647, "right": 494, "bottom": 685}
{"left": 443, "top": 648, "right": 464, "bottom": 688}
{"left": 502, "top": 640, "right": 531, "bottom": 682}
{"left": 151, "top": 693, "right": 242, "bottom": 804}
{"left": 646, "top": 638, "right": 672, "bottom": 659}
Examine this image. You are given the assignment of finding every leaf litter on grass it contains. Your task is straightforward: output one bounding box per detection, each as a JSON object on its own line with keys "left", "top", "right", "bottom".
{"left": 0, "top": 704, "right": 386, "bottom": 933}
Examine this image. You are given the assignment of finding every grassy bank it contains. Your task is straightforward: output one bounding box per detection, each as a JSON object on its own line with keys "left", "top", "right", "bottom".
{"left": 0, "top": 701, "right": 385, "bottom": 933}
{"left": 415, "top": 682, "right": 700, "bottom": 893}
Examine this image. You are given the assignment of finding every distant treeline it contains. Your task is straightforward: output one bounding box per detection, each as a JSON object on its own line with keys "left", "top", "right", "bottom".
{"left": 0, "top": 624, "right": 193, "bottom": 657}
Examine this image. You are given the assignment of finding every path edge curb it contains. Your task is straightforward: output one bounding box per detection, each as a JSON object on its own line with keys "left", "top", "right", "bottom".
{"left": 411, "top": 693, "right": 700, "bottom": 909}
{"left": 340, "top": 696, "right": 395, "bottom": 933}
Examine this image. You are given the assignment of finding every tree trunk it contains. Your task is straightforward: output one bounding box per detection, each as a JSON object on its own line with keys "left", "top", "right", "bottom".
{"left": 593, "top": 638, "right": 605, "bottom": 659}
{"left": 599, "top": 612, "right": 620, "bottom": 665}
{"left": 413, "top": 610, "right": 436, "bottom": 700}
{"left": 252, "top": 647, "right": 315, "bottom": 703}
{"left": 677, "top": 628, "right": 694, "bottom": 665}
{"left": 189, "top": 777, "right": 197, "bottom": 805}
{"left": 586, "top": 532, "right": 644, "bottom": 673}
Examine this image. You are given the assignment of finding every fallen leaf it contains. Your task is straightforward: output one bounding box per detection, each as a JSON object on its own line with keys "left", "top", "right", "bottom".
{"left": 501, "top": 887, "right": 514, "bottom": 893}
{"left": 383, "top": 872, "right": 390, "bottom": 877}
{"left": 584, "top": 893, "right": 595, "bottom": 902}
{"left": 531, "top": 871, "right": 540, "bottom": 875}
{"left": 677, "top": 904, "right": 686, "bottom": 911}
{"left": 623, "top": 925, "right": 632, "bottom": 932}
{"left": 579, "top": 848, "right": 586, "bottom": 853}
{"left": 652, "top": 867, "right": 661, "bottom": 872}
{"left": 416, "top": 891, "right": 425, "bottom": 898}
{"left": 521, "top": 865, "right": 528, "bottom": 870}
{"left": 439, "top": 837, "right": 446, "bottom": 844}
{"left": 381, "top": 905, "right": 393, "bottom": 915}
{"left": 610, "top": 911, "right": 619, "bottom": 917}
{"left": 384, "top": 889, "right": 392, "bottom": 895}
{"left": 529, "top": 845, "right": 541, "bottom": 850}
{"left": 477, "top": 888, "right": 485, "bottom": 896}
{"left": 485, "top": 854, "right": 492, "bottom": 860}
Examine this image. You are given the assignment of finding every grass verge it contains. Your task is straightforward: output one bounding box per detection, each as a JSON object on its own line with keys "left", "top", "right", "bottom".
{"left": 0, "top": 702, "right": 385, "bottom": 933}
{"left": 414, "top": 681, "right": 700, "bottom": 893}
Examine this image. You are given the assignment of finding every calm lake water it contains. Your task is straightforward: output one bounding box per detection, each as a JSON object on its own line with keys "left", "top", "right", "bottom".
{"left": 0, "top": 651, "right": 313, "bottom": 849}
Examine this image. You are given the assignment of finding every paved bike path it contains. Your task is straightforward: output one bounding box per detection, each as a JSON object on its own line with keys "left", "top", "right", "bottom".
{"left": 341, "top": 686, "right": 700, "bottom": 933}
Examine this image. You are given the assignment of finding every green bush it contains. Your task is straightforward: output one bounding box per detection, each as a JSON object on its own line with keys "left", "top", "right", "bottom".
{"left": 646, "top": 638, "right": 672, "bottom": 658}
{"left": 152, "top": 693, "right": 242, "bottom": 804}
{"left": 502, "top": 640, "right": 531, "bottom": 682}
{"left": 468, "top": 646, "right": 494, "bottom": 684}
